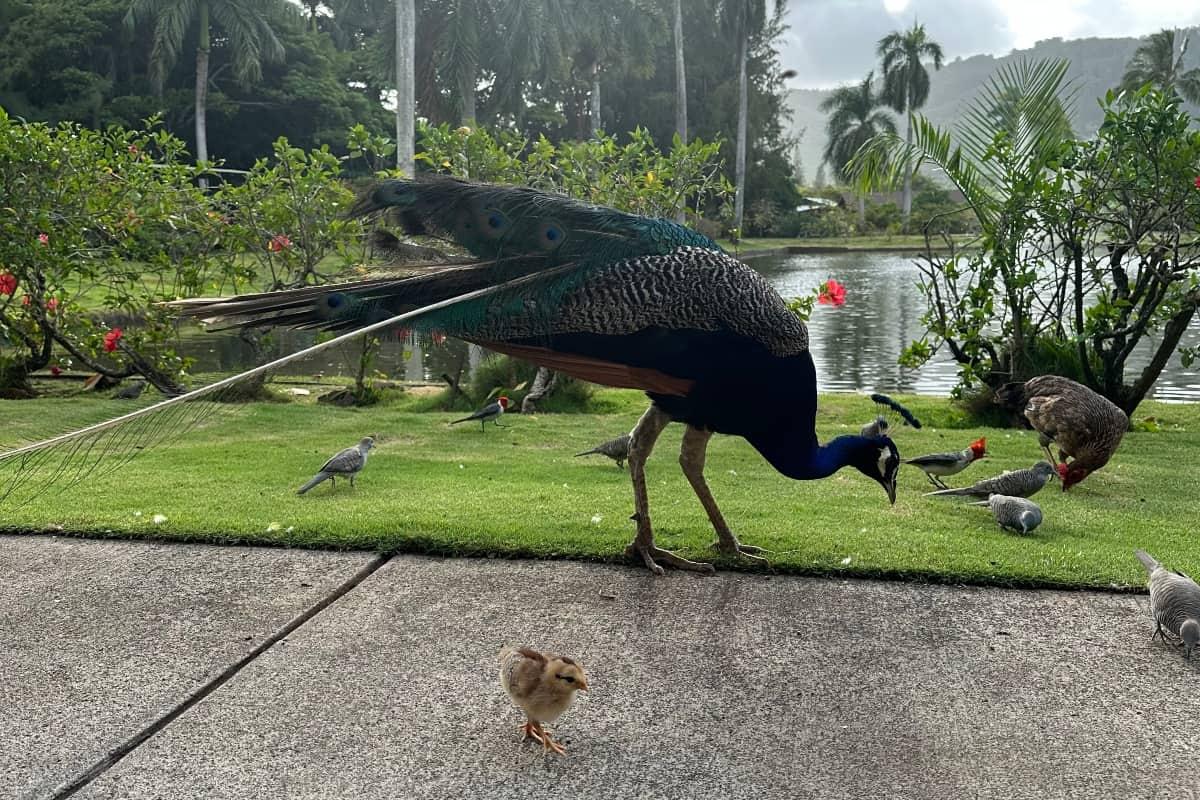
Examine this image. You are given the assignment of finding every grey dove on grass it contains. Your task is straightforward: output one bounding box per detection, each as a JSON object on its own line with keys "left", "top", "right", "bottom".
{"left": 1135, "top": 549, "right": 1200, "bottom": 661}
{"left": 297, "top": 437, "right": 374, "bottom": 495}
{"left": 575, "top": 433, "right": 631, "bottom": 469}
{"left": 970, "top": 494, "right": 1042, "bottom": 534}
{"left": 924, "top": 461, "right": 1056, "bottom": 500}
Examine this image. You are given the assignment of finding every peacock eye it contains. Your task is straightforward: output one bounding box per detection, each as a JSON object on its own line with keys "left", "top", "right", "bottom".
{"left": 325, "top": 293, "right": 345, "bottom": 309}
{"left": 488, "top": 212, "right": 504, "bottom": 229}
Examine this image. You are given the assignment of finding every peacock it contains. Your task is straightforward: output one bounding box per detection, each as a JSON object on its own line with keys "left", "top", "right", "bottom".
{"left": 0, "top": 177, "right": 900, "bottom": 574}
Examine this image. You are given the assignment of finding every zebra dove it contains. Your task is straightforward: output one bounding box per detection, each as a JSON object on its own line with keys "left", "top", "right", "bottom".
{"left": 1135, "top": 549, "right": 1200, "bottom": 661}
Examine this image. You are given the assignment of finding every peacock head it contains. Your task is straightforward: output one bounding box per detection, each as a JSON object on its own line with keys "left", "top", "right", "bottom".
{"left": 1059, "top": 462, "right": 1088, "bottom": 491}
{"left": 852, "top": 436, "right": 900, "bottom": 505}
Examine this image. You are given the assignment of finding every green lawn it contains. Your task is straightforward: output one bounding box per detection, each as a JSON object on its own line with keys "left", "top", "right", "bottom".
{"left": 0, "top": 388, "right": 1192, "bottom": 590}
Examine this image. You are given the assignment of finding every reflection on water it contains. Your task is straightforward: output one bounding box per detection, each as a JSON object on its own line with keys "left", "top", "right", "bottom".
{"left": 753, "top": 252, "right": 1200, "bottom": 402}
{"left": 175, "top": 252, "right": 1200, "bottom": 401}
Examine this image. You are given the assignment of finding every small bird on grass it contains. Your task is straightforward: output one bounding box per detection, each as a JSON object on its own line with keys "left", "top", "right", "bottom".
{"left": 924, "top": 461, "right": 1056, "bottom": 500}
{"left": 112, "top": 380, "right": 147, "bottom": 400}
{"left": 1135, "top": 549, "right": 1200, "bottom": 661}
{"left": 575, "top": 433, "right": 631, "bottom": 469}
{"left": 905, "top": 437, "right": 987, "bottom": 489}
{"left": 860, "top": 393, "right": 922, "bottom": 438}
{"left": 297, "top": 436, "right": 374, "bottom": 495}
{"left": 499, "top": 646, "right": 589, "bottom": 755}
{"left": 970, "top": 494, "right": 1042, "bottom": 534}
{"left": 451, "top": 396, "right": 509, "bottom": 432}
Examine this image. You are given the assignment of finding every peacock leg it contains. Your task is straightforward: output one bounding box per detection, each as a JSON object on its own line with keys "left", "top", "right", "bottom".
{"left": 679, "top": 425, "right": 768, "bottom": 565}
{"left": 624, "top": 405, "right": 715, "bottom": 575}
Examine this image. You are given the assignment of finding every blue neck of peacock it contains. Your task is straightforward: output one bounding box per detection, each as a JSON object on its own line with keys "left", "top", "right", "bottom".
{"left": 748, "top": 431, "right": 865, "bottom": 480}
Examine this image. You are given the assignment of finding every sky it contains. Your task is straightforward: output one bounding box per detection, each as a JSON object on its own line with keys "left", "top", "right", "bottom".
{"left": 780, "top": 0, "right": 1200, "bottom": 89}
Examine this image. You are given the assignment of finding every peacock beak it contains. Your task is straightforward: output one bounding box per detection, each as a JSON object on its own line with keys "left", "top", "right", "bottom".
{"left": 885, "top": 479, "right": 897, "bottom": 505}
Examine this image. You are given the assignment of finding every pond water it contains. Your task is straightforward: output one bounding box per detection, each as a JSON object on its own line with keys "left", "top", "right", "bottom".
{"left": 175, "top": 252, "right": 1200, "bottom": 401}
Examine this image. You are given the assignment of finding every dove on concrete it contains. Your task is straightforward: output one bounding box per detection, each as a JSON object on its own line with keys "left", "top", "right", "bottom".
{"left": 297, "top": 437, "right": 374, "bottom": 495}
{"left": 970, "top": 495, "right": 1042, "bottom": 534}
{"left": 1135, "top": 549, "right": 1200, "bottom": 661}
{"left": 924, "top": 461, "right": 1056, "bottom": 500}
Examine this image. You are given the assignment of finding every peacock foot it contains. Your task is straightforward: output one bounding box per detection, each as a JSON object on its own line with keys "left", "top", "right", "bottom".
{"left": 625, "top": 539, "right": 716, "bottom": 576}
{"left": 711, "top": 535, "right": 770, "bottom": 566}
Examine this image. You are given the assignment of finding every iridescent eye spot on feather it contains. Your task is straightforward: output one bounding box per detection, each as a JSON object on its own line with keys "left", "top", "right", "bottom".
{"left": 324, "top": 293, "right": 345, "bottom": 309}
{"left": 478, "top": 207, "right": 510, "bottom": 240}
{"left": 536, "top": 221, "right": 566, "bottom": 250}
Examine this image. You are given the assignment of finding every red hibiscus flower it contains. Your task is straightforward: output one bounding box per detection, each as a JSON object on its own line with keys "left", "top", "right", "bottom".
{"left": 431, "top": 331, "right": 447, "bottom": 346}
{"left": 46, "top": 297, "right": 59, "bottom": 312}
{"left": 0, "top": 272, "right": 15, "bottom": 295}
{"left": 267, "top": 234, "right": 292, "bottom": 252}
{"left": 21, "top": 295, "right": 31, "bottom": 306}
{"left": 37, "top": 233, "right": 49, "bottom": 245}
{"left": 1194, "top": 176, "right": 1200, "bottom": 189}
{"left": 817, "top": 278, "right": 847, "bottom": 307}
{"left": 49, "top": 365, "right": 62, "bottom": 376}
{"left": 103, "top": 327, "right": 124, "bottom": 353}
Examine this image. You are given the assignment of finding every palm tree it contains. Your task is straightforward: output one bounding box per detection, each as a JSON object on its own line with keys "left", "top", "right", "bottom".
{"left": 395, "top": 0, "right": 415, "bottom": 174}
{"left": 717, "top": 0, "right": 780, "bottom": 235}
{"left": 877, "top": 21, "right": 943, "bottom": 225}
{"left": 571, "top": 0, "right": 656, "bottom": 137}
{"left": 1120, "top": 28, "right": 1200, "bottom": 104}
{"left": 819, "top": 71, "right": 895, "bottom": 224}
{"left": 426, "top": 0, "right": 488, "bottom": 126}
{"left": 672, "top": 0, "right": 686, "bottom": 147}
{"left": 672, "top": 0, "right": 686, "bottom": 222}
{"left": 123, "top": 0, "right": 294, "bottom": 174}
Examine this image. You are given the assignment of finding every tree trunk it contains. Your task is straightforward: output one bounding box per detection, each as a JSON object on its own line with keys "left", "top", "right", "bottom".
{"left": 194, "top": 0, "right": 210, "bottom": 188}
{"left": 589, "top": 62, "right": 602, "bottom": 137}
{"left": 672, "top": 0, "right": 687, "bottom": 224}
{"left": 856, "top": 194, "right": 865, "bottom": 226}
{"left": 733, "top": 14, "right": 749, "bottom": 234}
{"left": 395, "top": 0, "right": 416, "bottom": 175}
{"left": 459, "top": 65, "right": 476, "bottom": 126}
{"left": 901, "top": 110, "right": 913, "bottom": 225}
{"left": 1123, "top": 302, "right": 1198, "bottom": 415}
{"left": 521, "top": 367, "right": 558, "bottom": 413}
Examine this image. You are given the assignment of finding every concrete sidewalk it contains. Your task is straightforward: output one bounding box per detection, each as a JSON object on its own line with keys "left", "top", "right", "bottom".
{"left": 3, "top": 535, "right": 1196, "bottom": 800}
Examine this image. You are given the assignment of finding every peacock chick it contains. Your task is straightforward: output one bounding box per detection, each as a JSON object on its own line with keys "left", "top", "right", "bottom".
{"left": 575, "top": 433, "right": 631, "bottom": 469}
{"left": 904, "top": 436, "right": 986, "bottom": 489}
{"left": 499, "top": 646, "right": 589, "bottom": 755}
{"left": 994, "top": 375, "right": 1128, "bottom": 490}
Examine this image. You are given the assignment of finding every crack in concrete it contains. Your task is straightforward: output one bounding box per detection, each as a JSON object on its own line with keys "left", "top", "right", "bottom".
{"left": 47, "top": 552, "right": 392, "bottom": 800}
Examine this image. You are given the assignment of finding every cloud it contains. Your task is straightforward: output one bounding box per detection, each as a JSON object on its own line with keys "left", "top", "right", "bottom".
{"left": 781, "top": 0, "right": 1200, "bottom": 89}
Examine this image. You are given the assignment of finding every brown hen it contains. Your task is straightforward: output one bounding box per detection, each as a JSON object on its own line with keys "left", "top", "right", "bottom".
{"left": 994, "top": 376, "right": 1128, "bottom": 490}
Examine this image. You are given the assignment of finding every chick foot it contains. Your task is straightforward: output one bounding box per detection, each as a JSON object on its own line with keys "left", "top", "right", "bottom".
{"left": 519, "top": 720, "right": 545, "bottom": 744}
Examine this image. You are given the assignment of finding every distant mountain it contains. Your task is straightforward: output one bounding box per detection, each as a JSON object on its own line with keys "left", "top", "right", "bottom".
{"left": 787, "top": 30, "right": 1200, "bottom": 186}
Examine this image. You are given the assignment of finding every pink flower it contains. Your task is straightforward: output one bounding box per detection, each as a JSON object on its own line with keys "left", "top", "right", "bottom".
{"left": 37, "top": 233, "right": 49, "bottom": 245}
{"left": 128, "top": 144, "right": 139, "bottom": 155}
{"left": 817, "top": 279, "right": 846, "bottom": 307}
{"left": 103, "top": 327, "right": 123, "bottom": 353}
{"left": 49, "top": 365, "right": 62, "bottom": 376}
{"left": 46, "top": 297, "right": 59, "bottom": 312}
{"left": 267, "top": 234, "right": 292, "bottom": 252}
{"left": 1194, "top": 175, "right": 1200, "bottom": 189}
{"left": 0, "top": 272, "right": 15, "bottom": 295}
